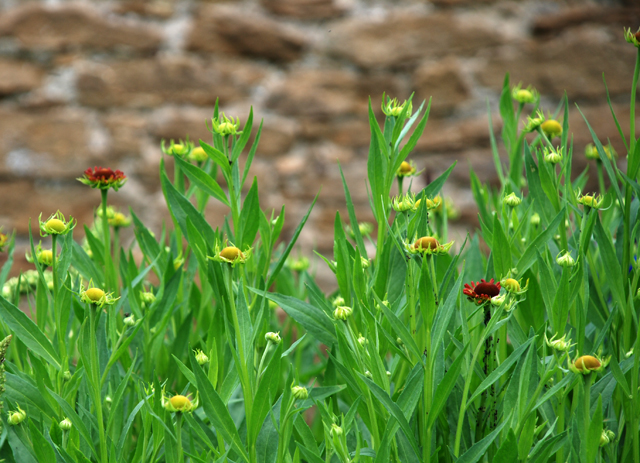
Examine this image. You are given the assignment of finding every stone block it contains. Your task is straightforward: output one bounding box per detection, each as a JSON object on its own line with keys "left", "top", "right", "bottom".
{"left": 326, "top": 11, "right": 501, "bottom": 69}
{"left": 260, "top": 0, "right": 348, "bottom": 20}
{"left": 0, "top": 108, "right": 96, "bottom": 178}
{"left": 0, "top": 3, "right": 161, "bottom": 52}
{"left": 111, "top": 0, "right": 175, "bottom": 18}
{"left": 187, "top": 4, "right": 308, "bottom": 62}
{"left": 76, "top": 57, "right": 266, "bottom": 108}
{"left": 0, "top": 59, "right": 44, "bottom": 96}
{"left": 413, "top": 58, "right": 471, "bottom": 116}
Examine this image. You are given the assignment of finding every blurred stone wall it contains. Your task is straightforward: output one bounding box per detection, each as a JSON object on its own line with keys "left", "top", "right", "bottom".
{"left": 0, "top": 0, "right": 639, "bottom": 286}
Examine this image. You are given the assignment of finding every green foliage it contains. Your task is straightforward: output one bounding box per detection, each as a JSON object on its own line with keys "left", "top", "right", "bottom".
{"left": 1, "top": 44, "right": 640, "bottom": 463}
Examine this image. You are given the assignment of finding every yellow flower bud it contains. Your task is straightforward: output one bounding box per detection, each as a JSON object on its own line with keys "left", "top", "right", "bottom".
{"left": 501, "top": 278, "right": 520, "bottom": 292}
{"left": 46, "top": 219, "right": 67, "bottom": 233}
{"left": 541, "top": 120, "right": 562, "bottom": 139}
{"left": 85, "top": 287, "right": 105, "bottom": 303}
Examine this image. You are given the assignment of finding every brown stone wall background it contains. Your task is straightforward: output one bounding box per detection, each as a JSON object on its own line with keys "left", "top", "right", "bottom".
{"left": 0, "top": 0, "right": 639, "bottom": 286}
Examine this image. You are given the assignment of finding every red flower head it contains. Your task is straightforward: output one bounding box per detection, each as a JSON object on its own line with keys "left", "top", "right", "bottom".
{"left": 78, "top": 167, "right": 127, "bottom": 191}
{"left": 463, "top": 278, "right": 501, "bottom": 305}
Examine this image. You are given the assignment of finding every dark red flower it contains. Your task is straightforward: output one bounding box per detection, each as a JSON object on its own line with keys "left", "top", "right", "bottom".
{"left": 463, "top": 278, "right": 501, "bottom": 305}
{"left": 78, "top": 167, "right": 127, "bottom": 191}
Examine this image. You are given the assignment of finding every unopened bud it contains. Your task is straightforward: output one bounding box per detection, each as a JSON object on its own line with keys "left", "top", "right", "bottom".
{"left": 265, "top": 332, "right": 281, "bottom": 345}
{"left": 291, "top": 385, "right": 308, "bottom": 400}
{"left": 59, "top": 418, "right": 73, "bottom": 431}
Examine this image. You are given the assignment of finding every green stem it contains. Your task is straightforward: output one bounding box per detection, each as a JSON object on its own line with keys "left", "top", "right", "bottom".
{"left": 276, "top": 398, "right": 294, "bottom": 463}
{"left": 224, "top": 267, "right": 254, "bottom": 460}
{"left": 596, "top": 162, "right": 606, "bottom": 197}
{"left": 100, "top": 190, "right": 114, "bottom": 292}
{"left": 176, "top": 413, "right": 184, "bottom": 463}
{"left": 423, "top": 325, "right": 433, "bottom": 463}
{"left": 630, "top": 48, "right": 639, "bottom": 156}
{"left": 345, "top": 322, "right": 380, "bottom": 450}
{"left": 51, "top": 235, "right": 67, "bottom": 394}
{"left": 89, "top": 308, "right": 108, "bottom": 463}
{"left": 453, "top": 303, "right": 499, "bottom": 457}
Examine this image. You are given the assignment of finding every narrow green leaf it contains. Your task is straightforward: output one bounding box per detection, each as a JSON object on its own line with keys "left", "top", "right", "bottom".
{"left": 0, "top": 296, "right": 60, "bottom": 369}
{"left": 161, "top": 160, "right": 216, "bottom": 245}
{"left": 239, "top": 177, "right": 260, "bottom": 248}
{"left": 28, "top": 421, "right": 56, "bottom": 463}
{"left": 250, "top": 289, "right": 336, "bottom": 347}
{"left": 468, "top": 336, "right": 535, "bottom": 405}
{"left": 190, "top": 353, "right": 250, "bottom": 463}
{"left": 266, "top": 192, "right": 319, "bottom": 288}
{"left": 231, "top": 107, "right": 253, "bottom": 162}
{"left": 457, "top": 418, "right": 508, "bottom": 463}
{"left": 360, "top": 375, "right": 421, "bottom": 458}
{"left": 419, "top": 162, "right": 457, "bottom": 199}
{"left": 593, "top": 216, "right": 626, "bottom": 313}
{"left": 199, "top": 140, "right": 231, "bottom": 175}
{"left": 427, "top": 345, "right": 467, "bottom": 428}
{"left": 516, "top": 208, "right": 565, "bottom": 274}
{"left": 491, "top": 213, "right": 511, "bottom": 279}
{"left": 174, "top": 155, "right": 229, "bottom": 206}
{"left": 493, "top": 429, "right": 518, "bottom": 463}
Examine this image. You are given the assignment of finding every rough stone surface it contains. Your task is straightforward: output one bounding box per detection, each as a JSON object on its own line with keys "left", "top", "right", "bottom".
{"left": 260, "top": 0, "right": 348, "bottom": 19}
{"left": 187, "top": 4, "right": 308, "bottom": 62}
{"left": 0, "top": 4, "right": 162, "bottom": 52}
{"left": 0, "top": 59, "right": 44, "bottom": 95}
{"left": 413, "top": 58, "right": 471, "bottom": 116}
{"left": 111, "top": 0, "right": 176, "bottom": 18}
{"left": 326, "top": 12, "right": 502, "bottom": 69}
{"left": 76, "top": 57, "right": 266, "bottom": 108}
{"left": 0, "top": 108, "right": 94, "bottom": 177}
{"left": 475, "top": 25, "right": 637, "bottom": 100}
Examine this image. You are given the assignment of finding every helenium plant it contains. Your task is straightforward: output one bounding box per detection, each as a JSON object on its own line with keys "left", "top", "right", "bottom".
{"left": 0, "top": 28, "right": 638, "bottom": 463}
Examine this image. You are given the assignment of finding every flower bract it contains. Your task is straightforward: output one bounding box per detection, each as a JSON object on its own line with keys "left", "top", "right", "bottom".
{"left": 406, "top": 236, "right": 453, "bottom": 256}
{"left": 163, "top": 393, "right": 198, "bottom": 413}
{"left": 208, "top": 240, "right": 252, "bottom": 266}
{"left": 39, "top": 211, "right": 76, "bottom": 236}
{"left": 211, "top": 113, "right": 242, "bottom": 136}
{"left": 511, "top": 83, "right": 538, "bottom": 104}
{"left": 79, "top": 282, "right": 119, "bottom": 308}
{"left": 624, "top": 27, "right": 640, "bottom": 48}
{"left": 569, "top": 354, "right": 609, "bottom": 375}
{"left": 397, "top": 160, "right": 418, "bottom": 177}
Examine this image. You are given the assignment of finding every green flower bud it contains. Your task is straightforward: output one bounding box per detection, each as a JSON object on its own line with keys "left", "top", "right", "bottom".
{"left": 556, "top": 250, "right": 576, "bottom": 268}
{"left": 265, "top": 332, "right": 281, "bottom": 345}
{"left": 330, "top": 423, "right": 344, "bottom": 437}
{"left": 8, "top": 406, "right": 26, "bottom": 425}
{"left": 291, "top": 385, "right": 308, "bottom": 400}
{"left": 333, "top": 306, "right": 353, "bottom": 321}
{"left": 504, "top": 192, "right": 522, "bottom": 207}
{"left": 530, "top": 213, "right": 540, "bottom": 226}
{"left": 59, "top": 418, "right": 72, "bottom": 431}
{"left": 194, "top": 349, "right": 209, "bottom": 366}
